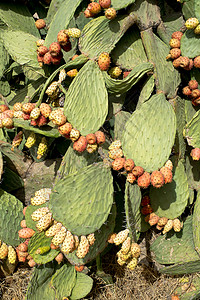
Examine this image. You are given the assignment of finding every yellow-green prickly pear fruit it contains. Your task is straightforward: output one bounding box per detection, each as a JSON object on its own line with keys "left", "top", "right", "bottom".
{"left": 37, "top": 137, "right": 48, "bottom": 159}
{"left": 25, "top": 132, "right": 36, "bottom": 149}
{"left": 8, "top": 246, "right": 17, "bottom": 264}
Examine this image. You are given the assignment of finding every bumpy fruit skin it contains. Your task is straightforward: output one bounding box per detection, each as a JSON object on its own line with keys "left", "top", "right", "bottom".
{"left": 127, "top": 257, "right": 138, "bottom": 270}
{"left": 121, "top": 237, "right": 131, "bottom": 254}
{"left": 22, "top": 103, "right": 35, "bottom": 114}
{"left": 70, "top": 128, "right": 80, "bottom": 142}
{"left": 76, "top": 236, "right": 90, "bottom": 259}
{"left": 194, "top": 24, "right": 200, "bottom": 34}
{"left": 51, "top": 52, "right": 63, "bottom": 65}
{"left": 105, "top": 7, "right": 117, "bottom": 20}
{"left": 57, "top": 30, "right": 69, "bottom": 46}
{"left": 183, "top": 58, "right": 194, "bottom": 71}
{"left": 188, "top": 80, "right": 198, "bottom": 90}
{"left": 0, "top": 104, "right": 9, "bottom": 112}
{"left": 109, "top": 66, "right": 122, "bottom": 78}
{"left": 55, "top": 252, "right": 64, "bottom": 264}
{"left": 130, "top": 243, "right": 141, "bottom": 258}
{"left": 37, "top": 46, "right": 48, "bottom": 56}
{"left": 84, "top": 8, "right": 94, "bottom": 18}
{"left": 157, "top": 217, "right": 168, "bottom": 227}
{"left": 8, "top": 246, "right": 17, "bottom": 264}
{"left": 53, "top": 113, "right": 67, "bottom": 126}
{"left": 45, "top": 222, "right": 62, "bottom": 237}
{"left": 162, "top": 219, "right": 173, "bottom": 234}
{"left": 173, "top": 218, "right": 182, "bottom": 232}
{"left": 67, "top": 69, "right": 78, "bottom": 77}
{"left": 124, "top": 159, "right": 135, "bottom": 172}
{"left": 137, "top": 172, "right": 151, "bottom": 189}
{"left": 65, "top": 28, "right": 81, "bottom": 38}
{"left": 132, "top": 166, "right": 144, "bottom": 177}
{"left": 150, "top": 170, "right": 165, "bottom": 188}
{"left": 160, "top": 166, "right": 173, "bottom": 184}
{"left": 86, "top": 133, "right": 96, "bottom": 145}
{"left": 31, "top": 195, "right": 48, "bottom": 206}
{"left": 88, "top": 2, "right": 101, "bottom": 14}
{"left": 20, "top": 219, "right": 27, "bottom": 228}
{"left": 169, "top": 38, "right": 180, "bottom": 48}
{"left": 141, "top": 205, "right": 153, "bottom": 215}
{"left": 13, "top": 102, "right": 22, "bottom": 111}
{"left": 182, "top": 86, "right": 192, "bottom": 97}
{"left": 17, "top": 243, "right": 28, "bottom": 252}
{"left": 2, "top": 117, "right": 14, "bottom": 129}
{"left": 171, "top": 31, "right": 183, "bottom": 40}
{"left": 36, "top": 213, "right": 52, "bottom": 231}
{"left": 191, "top": 89, "right": 200, "bottom": 99}
{"left": 18, "top": 228, "right": 35, "bottom": 239}
{"left": 99, "top": 0, "right": 111, "bottom": 8}
{"left": 179, "top": 56, "right": 190, "bottom": 68}
{"left": 117, "top": 249, "right": 132, "bottom": 262}
{"left": 98, "top": 52, "right": 111, "bottom": 71}
{"left": 60, "top": 231, "right": 75, "bottom": 254}
{"left": 167, "top": 48, "right": 181, "bottom": 60}
{"left": 36, "top": 39, "right": 45, "bottom": 47}
{"left": 172, "top": 57, "right": 182, "bottom": 68}
{"left": 112, "top": 157, "right": 125, "bottom": 171}
{"left": 148, "top": 213, "right": 160, "bottom": 226}
{"left": 108, "top": 148, "right": 123, "bottom": 159}
{"left": 52, "top": 226, "right": 67, "bottom": 246}
{"left": 113, "top": 229, "right": 129, "bottom": 245}
{"left": 35, "top": 19, "right": 46, "bottom": 29}
{"left": 87, "top": 233, "right": 95, "bottom": 246}
{"left": 164, "top": 160, "right": 173, "bottom": 171}
{"left": 49, "top": 42, "right": 61, "bottom": 57}
{"left": 73, "top": 136, "right": 88, "bottom": 152}
{"left": 185, "top": 17, "right": 199, "bottom": 29}
{"left": 30, "top": 107, "right": 41, "bottom": 120}
{"left": 43, "top": 52, "right": 52, "bottom": 65}
{"left": 37, "top": 137, "right": 48, "bottom": 159}
{"left": 190, "top": 148, "right": 200, "bottom": 160}
{"left": 126, "top": 173, "right": 136, "bottom": 184}
{"left": 25, "top": 132, "right": 36, "bottom": 149}
{"left": 31, "top": 207, "right": 49, "bottom": 221}
{"left": 86, "top": 143, "right": 98, "bottom": 153}
{"left": 109, "top": 140, "right": 122, "bottom": 150}
{"left": 58, "top": 122, "right": 72, "bottom": 136}
{"left": 0, "top": 243, "right": 8, "bottom": 259}
{"left": 194, "top": 56, "right": 200, "bottom": 68}
{"left": 107, "top": 233, "right": 117, "bottom": 243}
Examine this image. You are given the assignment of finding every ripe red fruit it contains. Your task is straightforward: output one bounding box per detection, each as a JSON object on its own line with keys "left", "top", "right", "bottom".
{"left": 95, "top": 131, "right": 106, "bottom": 144}
{"left": 84, "top": 8, "right": 94, "bottom": 18}
{"left": 86, "top": 133, "right": 96, "bottom": 144}
{"left": 126, "top": 173, "right": 136, "bottom": 184}
{"left": 171, "top": 31, "right": 183, "bottom": 41}
{"left": 141, "top": 195, "right": 151, "bottom": 206}
{"left": 98, "top": 52, "right": 111, "bottom": 71}
{"left": 182, "top": 86, "right": 192, "bottom": 97}
{"left": 37, "top": 115, "right": 48, "bottom": 127}
{"left": 49, "top": 42, "right": 61, "bottom": 57}
{"left": 51, "top": 52, "right": 63, "bottom": 65}
{"left": 167, "top": 48, "right": 181, "bottom": 60}
{"left": 132, "top": 166, "right": 144, "bottom": 177}
{"left": 179, "top": 56, "right": 190, "bottom": 68}
{"left": 61, "top": 41, "right": 72, "bottom": 52}
{"left": 57, "top": 30, "right": 69, "bottom": 46}
{"left": 18, "top": 228, "right": 35, "bottom": 239}
{"left": 160, "top": 167, "right": 173, "bottom": 184}
{"left": 73, "top": 136, "right": 88, "bottom": 152}
{"left": 99, "top": 0, "right": 111, "bottom": 9}
{"left": 112, "top": 158, "right": 125, "bottom": 171}
{"left": 37, "top": 46, "right": 48, "bottom": 56}
{"left": 43, "top": 52, "right": 52, "bottom": 65}
{"left": 141, "top": 205, "right": 153, "bottom": 215}
{"left": 194, "top": 56, "right": 200, "bottom": 68}
{"left": 188, "top": 80, "right": 198, "bottom": 90}
{"left": 190, "top": 148, "right": 200, "bottom": 160}
{"left": 183, "top": 59, "right": 194, "bottom": 71}
{"left": 124, "top": 159, "right": 135, "bottom": 172}
{"left": 123, "top": 71, "right": 131, "bottom": 78}
{"left": 17, "top": 243, "right": 28, "bottom": 252}
{"left": 150, "top": 170, "right": 165, "bottom": 188}
{"left": 35, "top": 19, "right": 46, "bottom": 29}
{"left": 137, "top": 172, "right": 151, "bottom": 189}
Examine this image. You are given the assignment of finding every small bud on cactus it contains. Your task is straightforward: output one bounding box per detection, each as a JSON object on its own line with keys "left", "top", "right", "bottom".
{"left": 73, "top": 136, "right": 88, "bottom": 152}
{"left": 105, "top": 7, "right": 117, "bottom": 20}
{"left": 35, "top": 19, "right": 46, "bottom": 29}
{"left": 190, "top": 148, "right": 200, "bottom": 160}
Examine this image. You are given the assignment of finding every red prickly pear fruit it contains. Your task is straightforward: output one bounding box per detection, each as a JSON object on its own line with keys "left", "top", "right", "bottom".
{"left": 141, "top": 204, "right": 153, "bottom": 215}
{"left": 190, "top": 148, "right": 200, "bottom": 160}
{"left": 37, "top": 46, "right": 48, "bottom": 56}
{"left": 73, "top": 136, "right": 88, "bottom": 152}
{"left": 105, "top": 7, "right": 117, "bottom": 20}
{"left": 51, "top": 52, "right": 63, "bottom": 65}
{"left": 112, "top": 157, "right": 125, "bottom": 171}
{"left": 137, "top": 172, "right": 151, "bottom": 189}
{"left": 30, "top": 119, "right": 39, "bottom": 126}
{"left": 61, "top": 41, "right": 72, "bottom": 52}
{"left": 0, "top": 104, "right": 9, "bottom": 112}
{"left": 84, "top": 8, "right": 94, "bottom": 18}
{"left": 194, "top": 56, "right": 200, "bottom": 68}
{"left": 160, "top": 167, "right": 173, "bottom": 184}
{"left": 17, "top": 243, "right": 28, "bottom": 252}
{"left": 126, "top": 173, "right": 136, "bottom": 184}
{"left": 150, "top": 170, "right": 165, "bottom": 188}
{"left": 171, "top": 31, "right": 183, "bottom": 40}
{"left": 123, "top": 71, "right": 131, "bottom": 78}
{"left": 179, "top": 56, "right": 190, "bottom": 68}
{"left": 37, "top": 115, "right": 48, "bottom": 127}
{"left": 58, "top": 122, "right": 73, "bottom": 136}
{"left": 172, "top": 57, "right": 182, "bottom": 68}
{"left": 18, "top": 228, "right": 35, "bottom": 239}
{"left": 99, "top": 0, "right": 111, "bottom": 9}
{"left": 183, "top": 58, "right": 194, "bottom": 71}
{"left": 35, "top": 19, "right": 46, "bottom": 29}
{"left": 141, "top": 195, "right": 151, "bottom": 206}
{"left": 166, "top": 48, "right": 181, "bottom": 60}
{"left": 88, "top": 2, "right": 101, "bottom": 14}
{"left": 86, "top": 133, "right": 96, "bottom": 145}
{"left": 191, "top": 89, "right": 200, "bottom": 99}
{"left": 182, "top": 86, "right": 192, "bottom": 97}
{"left": 20, "top": 220, "right": 27, "bottom": 228}
{"left": 43, "top": 52, "right": 52, "bottom": 65}
{"left": 98, "top": 52, "right": 111, "bottom": 71}
{"left": 124, "top": 159, "right": 135, "bottom": 172}
{"left": 169, "top": 38, "right": 180, "bottom": 48}
{"left": 57, "top": 30, "right": 69, "bottom": 46}
{"left": 95, "top": 131, "right": 105, "bottom": 144}
{"left": 28, "top": 259, "right": 36, "bottom": 267}
{"left": 132, "top": 166, "right": 144, "bottom": 177}
{"left": 75, "top": 265, "right": 84, "bottom": 272}
{"left": 49, "top": 42, "right": 61, "bottom": 57}
{"left": 188, "top": 80, "right": 198, "bottom": 90}
{"left": 23, "top": 206, "right": 27, "bottom": 216}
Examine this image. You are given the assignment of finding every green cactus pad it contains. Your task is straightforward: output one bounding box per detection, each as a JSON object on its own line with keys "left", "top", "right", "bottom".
{"left": 1, "top": 167, "right": 24, "bottom": 193}
{"left": 25, "top": 204, "right": 47, "bottom": 231}
{"left": 192, "top": 192, "right": 200, "bottom": 255}
{"left": 173, "top": 97, "right": 186, "bottom": 160}
{"left": 54, "top": 145, "right": 99, "bottom": 184}
{"left": 114, "top": 111, "right": 131, "bottom": 141}
{"left": 185, "top": 100, "right": 197, "bottom": 125}
{"left": 125, "top": 182, "right": 149, "bottom": 239}
{"left": 151, "top": 216, "right": 199, "bottom": 265}
{"left": 180, "top": 30, "right": 200, "bottom": 59}
{"left": 49, "top": 162, "right": 114, "bottom": 236}
{"left": 0, "top": 43, "right": 9, "bottom": 80}
{"left": 44, "top": 0, "right": 82, "bottom": 47}
{"left": 66, "top": 205, "right": 116, "bottom": 266}
{"left": 182, "top": 0, "right": 195, "bottom": 20}
{"left": 25, "top": 262, "right": 58, "bottom": 300}
{"left": 70, "top": 272, "right": 93, "bottom": 300}
{"left": 184, "top": 109, "right": 200, "bottom": 148}
{"left": 0, "top": 189, "right": 23, "bottom": 246}
{"left": 150, "top": 159, "right": 189, "bottom": 219}
{"left": 50, "top": 264, "right": 76, "bottom": 299}
{"left": 28, "top": 232, "right": 59, "bottom": 264}
{"left": 160, "top": 259, "right": 200, "bottom": 275}
{"left": 122, "top": 93, "right": 176, "bottom": 172}
{"left": 186, "top": 155, "right": 200, "bottom": 191}
{"left": 137, "top": 75, "right": 155, "bottom": 109}
{"left": 141, "top": 29, "right": 181, "bottom": 99}
{"left": 103, "top": 62, "right": 153, "bottom": 94}
{"left": 111, "top": 26, "right": 147, "bottom": 69}
{"left": 79, "top": 15, "right": 134, "bottom": 59}
{"left": 64, "top": 60, "right": 108, "bottom": 135}
{"left": 0, "top": 80, "right": 10, "bottom": 97}
{"left": 111, "top": 0, "right": 135, "bottom": 10}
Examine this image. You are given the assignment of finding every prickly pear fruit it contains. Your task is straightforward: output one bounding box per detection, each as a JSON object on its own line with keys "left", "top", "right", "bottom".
{"left": 25, "top": 132, "right": 36, "bottom": 149}
{"left": 121, "top": 237, "right": 131, "bottom": 254}
{"left": 73, "top": 136, "right": 88, "bottom": 152}
{"left": 53, "top": 113, "right": 67, "bottom": 126}
{"left": 194, "top": 56, "right": 200, "bottom": 68}
{"left": 76, "top": 236, "right": 90, "bottom": 259}
{"left": 0, "top": 243, "right": 8, "bottom": 259}
{"left": 157, "top": 217, "right": 168, "bottom": 227}
{"left": 150, "top": 171, "right": 165, "bottom": 188}
{"left": 86, "top": 143, "right": 98, "bottom": 153}
{"left": 65, "top": 28, "right": 81, "bottom": 38}
{"left": 109, "top": 148, "right": 123, "bottom": 159}
{"left": 160, "top": 167, "right": 173, "bottom": 184}
{"left": 49, "top": 42, "right": 61, "bottom": 57}
{"left": 0, "top": 104, "right": 9, "bottom": 112}
{"left": 162, "top": 219, "right": 173, "bottom": 234}
{"left": 31, "top": 207, "right": 49, "bottom": 222}
{"left": 107, "top": 233, "right": 117, "bottom": 243}
{"left": 194, "top": 24, "right": 200, "bottom": 34}
{"left": 126, "top": 173, "right": 136, "bottom": 184}
{"left": 28, "top": 259, "right": 36, "bottom": 267}
{"left": 95, "top": 131, "right": 106, "bottom": 144}
{"left": 17, "top": 243, "right": 28, "bottom": 252}
{"left": 132, "top": 166, "right": 144, "bottom": 177}
{"left": 164, "top": 160, "right": 173, "bottom": 171}
{"left": 191, "top": 89, "right": 200, "bottom": 99}
{"left": 46, "top": 81, "right": 59, "bottom": 96}
{"left": 109, "top": 140, "right": 121, "bottom": 150}
{"left": 31, "top": 195, "right": 48, "bottom": 206}
{"left": 40, "top": 103, "right": 51, "bottom": 118}
{"left": 58, "top": 69, "right": 67, "bottom": 83}
{"left": 35, "top": 188, "right": 51, "bottom": 198}
{"left": 109, "top": 66, "right": 122, "bottom": 78}
{"left": 185, "top": 17, "right": 199, "bottom": 29}
{"left": 126, "top": 257, "right": 138, "bottom": 270}
{"left": 58, "top": 122, "right": 72, "bottom": 136}
{"left": 166, "top": 48, "right": 181, "bottom": 60}
{"left": 86, "top": 133, "right": 96, "bottom": 145}
{"left": 182, "top": 86, "right": 192, "bottom": 97}
{"left": 130, "top": 243, "right": 141, "bottom": 258}
{"left": 35, "top": 19, "right": 46, "bottom": 29}
{"left": 124, "top": 159, "right": 135, "bottom": 172}
{"left": 75, "top": 265, "right": 84, "bottom": 272}
{"left": 141, "top": 205, "right": 153, "bottom": 215}
{"left": 141, "top": 195, "right": 150, "bottom": 206}
{"left": 137, "top": 172, "right": 151, "bottom": 189}
{"left": 18, "top": 228, "right": 35, "bottom": 239}
{"left": 99, "top": 0, "right": 111, "bottom": 8}
{"left": 22, "top": 103, "right": 35, "bottom": 114}
{"left": 87, "top": 233, "right": 95, "bottom": 246}
{"left": 117, "top": 249, "right": 132, "bottom": 261}
{"left": 171, "top": 31, "right": 183, "bottom": 40}
{"left": 36, "top": 213, "right": 52, "bottom": 232}
{"left": 37, "top": 137, "right": 48, "bottom": 159}
{"left": 70, "top": 128, "right": 80, "bottom": 142}
{"left": 60, "top": 231, "right": 75, "bottom": 254}
{"left": 35, "top": 246, "right": 50, "bottom": 255}
{"left": 117, "top": 257, "right": 126, "bottom": 266}
{"left": 2, "top": 117, "right": 14, "bottom": 129}
{"left": 173, "top": 219, "right": 182, "bottom": 232}
{"left": 98, "top": 52, "right": 111, "bottom": 71}
{"left": 105, "top": 7, "right": 117, "bottom": 20}
{"left": 88, "top": 2, "right": 101, "bottom": 15}
{"left": 112, "top": 157, "right": 125, "bottom": 171}
{"left": 7, "top": 246, "right": 16, "bottom": 264}
{"left": 67, "top": 69, "right": 78, "bottom": 77}
{"left": 57, "top": 30, "right": 69, "bottom": 46}
{"left": 169, "top": 39, "right": 181, "bottom": 48}
{"left": 113, "top": 229, "right": 129, "bottom": 245}
{"left": 13, "top": 102, "right": 22, "bottom": 111}
{"left": 20, "top": 220, "right": 27, "bottom": 228}
{"left": 190, "top": 148, "right": 200, "bottom": 160}
{"left": 148, "top": 213, "right": 160, "bottom": 226}
{"left": 189, "top": 80, "right": 198, "bottom": 90}
{"left": 30, "top": 107, "right": 41, "bottom": 120}
{"left": 51, "top": 226, "right": 67, "bottom": 246}
{"left": 11, "top": 131, "right": 23, "bottom": 151}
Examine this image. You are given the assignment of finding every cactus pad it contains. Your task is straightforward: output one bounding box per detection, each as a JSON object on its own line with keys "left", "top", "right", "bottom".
{"left": 184, "top": 110, "right": 200, "bottom": 148}
{"left": 122, "top": 93, "right": 176, "bottom": 172}
{"left": 181, "top": 30, "right": 200, "bottom": 59}
{"left": 49, "top": 163, "right": 114, "bottom": 235}
{"left": 70, "top": 272, "right": 93, "bottom": 300}
{"left": 192, "top": 192, "right": 200, "bottom": 256}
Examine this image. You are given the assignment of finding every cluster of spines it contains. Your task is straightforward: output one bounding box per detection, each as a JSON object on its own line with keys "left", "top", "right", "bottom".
{"left": 141, "top": 195, "right": 183, "bottom": 234}
{"left": 29, "top": 189, "right": 95, "bottom": 259}
{"left": 108, "top": 140, "right": 173, "bottom": 189}
{"left": 108, "top": 229, "right": 141, "bottom": 270}
{"left": 167, "top": 30, "right": 200, "bottom": 71}
{"left": 84, "top": 0, "right": 116, "bottom": 20}
{"left": 182, "top": 79, "right": 200, "bottom": 106}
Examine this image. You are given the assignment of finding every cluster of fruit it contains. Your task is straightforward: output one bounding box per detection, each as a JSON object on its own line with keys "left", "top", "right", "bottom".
{"left": 0, "top": 241, "right": 17, "bottom": 265}
{"left": 108, "top": 140, "right": 173, "bottom": 189}
{"left": 108, "top": 229, "right": 141, "bottom": 270}
{"left": 190, "top": 147, "right": 200, "bottom": 161}
{"left": 84, "top": 0, "right": 116, "bottom": 20}
{"left": 141, "top": 196, "right": 183, "bottom": 234}
{"left": 97, "top": 52, "right": 122, "bottom": 79}
{"left": 29, "top": 188, "right": 96, "bottom": 259}
{"left": 182, "top": 79, "right": 200, "bottom": 106}
{"left": 36, "top": 27, "right": 81, "bottom": 66}
{"left": 167, "top": 29, "right": 200, "bottom": 71}
{"left": 185, "top": 17, "right": 200, "bottom": 35}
